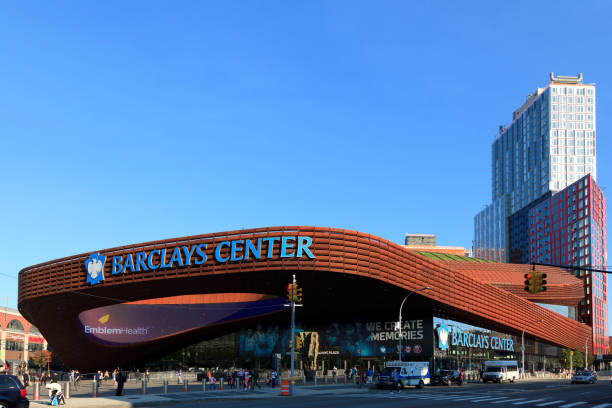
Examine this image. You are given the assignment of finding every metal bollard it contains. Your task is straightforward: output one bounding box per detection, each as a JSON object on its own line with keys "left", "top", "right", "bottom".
{"left": 314, "top": 375, "right": 317, "bottom": 385}
{"left": 220, "top": 378, "right": 224, "bottom": 390}
{"left": 141, "top": 379, "right": 147, "bottom": 395}
{"left": 34, "top": 381, "right": 40, "bottom": 401}
{"left": 202, "top": 379, "right": 206, "bottom": 392}
{"left": 65, "top": 381, "right": 70, "bottom": 399}
{"left": 303, "top": 375, "right": 306, "bottom": 386}
{"left": 92, "top": 380, "right": 98, "bottom": 398}
{"left": 183, "top": 379, "right": 189, "bottom": 392}
{"left": 163, "top": 379, "right": 168, "bottom": 393}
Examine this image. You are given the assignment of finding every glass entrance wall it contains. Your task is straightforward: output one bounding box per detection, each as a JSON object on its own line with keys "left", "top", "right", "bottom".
{"left": 433, "top": 316, "right": 564, "bottom": 376}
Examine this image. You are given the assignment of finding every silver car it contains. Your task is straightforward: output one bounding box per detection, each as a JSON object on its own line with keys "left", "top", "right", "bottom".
{"left": 571, "top": 371, "right": 597, "bottom": 384}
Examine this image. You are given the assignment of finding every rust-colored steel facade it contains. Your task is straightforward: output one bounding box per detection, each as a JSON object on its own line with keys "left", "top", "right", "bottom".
{"left": 18, "top": 226, "right": 592, "bottom": 371}
{"left": 441, "top": 262, "right": 585, "bottom": 306}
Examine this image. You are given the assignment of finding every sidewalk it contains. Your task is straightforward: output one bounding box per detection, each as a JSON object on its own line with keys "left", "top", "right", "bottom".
{"left": 29, "top": 382, "right": 367, "bottom": 407}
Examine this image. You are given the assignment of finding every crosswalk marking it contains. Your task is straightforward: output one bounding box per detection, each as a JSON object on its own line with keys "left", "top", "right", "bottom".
{"left": 468, "top": 397, "right": 510, "bottom": 402}
{"left": 491, "top": 398, "right": 528, "bottom": 404}
{"left": 536, "top": 401, "right": 567, "bottom": 407}
{"left": 559, "top": 402, "right": 588, "bottom": 408}
{"left": 591, "top": 404, "right": 612, "bottom": 408}
{"left": 513, "top": 399, "right": 546, "bottom": 405}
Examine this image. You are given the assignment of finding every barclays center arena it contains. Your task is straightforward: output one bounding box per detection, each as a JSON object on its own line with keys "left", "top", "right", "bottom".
{"left": 18, "top": 226, "right": 599, "bottom": 374}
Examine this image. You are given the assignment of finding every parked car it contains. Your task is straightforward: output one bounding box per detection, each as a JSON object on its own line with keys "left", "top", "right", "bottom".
{"left": 571, "top": 371, "right": 597, "bottom": 384}
{"left": 0, "top": 374, "right": 29, "bottom": 408}
{"left": 431, "top": 370, "right": 463, "bottom": 386}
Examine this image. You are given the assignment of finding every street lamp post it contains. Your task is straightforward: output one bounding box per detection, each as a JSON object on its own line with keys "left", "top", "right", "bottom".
{"left": 521, "top": 319, "right": 543, "bottom": 378}
{"left": 398, "top": 287, "right": 430, "bottom": 362}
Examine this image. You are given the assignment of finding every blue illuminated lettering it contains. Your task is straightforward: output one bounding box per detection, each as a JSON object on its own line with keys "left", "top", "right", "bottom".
{"left": 297, "top": 236, "right": 315, "bottom": 258}
{"left": 135, "top": 252, "right": 148, "bottom": 271}
{"left": 147, "top": 250, "right": 160, "bottom": 270}
{"left": 169, "top": 247, "right": 183, "bottom": 267}
{"left": 182, "top": 246, "right": 196, "bottom": 265}
{"left": 112, "top": 256, "right": 123, "bottom": 274}
{"left": 123, "top": 254, "right": 135, "bottom": 273}
{"left": 194, "top": 244, "right": 207, "bottom": 265}
{"left": 263, "top": 237, "right": 280, "bottom": 258}
{"left": 160, "top": 249, "right": 171, "bottom": 268}
{"left": 280, "top": 237, "right": 295, "bottom": 258}
{"left": 230, "top": 240, "right": 244, "bottom": 261}
{"left": 215, "top": 241, "right": 230, "bottom": 262}
{"left": 245, "top": 238, "right": 261, "bottom": 260}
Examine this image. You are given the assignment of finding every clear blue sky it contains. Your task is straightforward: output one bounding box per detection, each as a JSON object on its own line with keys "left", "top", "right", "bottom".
{"left": 1, "top": 1, "right": 611, "bottom": 329}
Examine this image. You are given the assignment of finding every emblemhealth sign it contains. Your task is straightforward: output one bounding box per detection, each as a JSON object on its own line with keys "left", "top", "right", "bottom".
{"left": 85, "top": 236, "right": 315, "bottom": 286}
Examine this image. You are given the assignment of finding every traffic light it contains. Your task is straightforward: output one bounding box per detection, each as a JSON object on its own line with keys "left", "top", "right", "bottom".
{"left": 295, "top": 286, "right": 303, "bottom": 303}
{"left": 524, "top": 273, "right": 533, "bottom": 292}
{"left": 295, "top": 335, "right": 303, "bottom": 351}
{"left": 286, "top": 283, "right": 296, "bottom": 301}
{"left": 536, "top": 273, "right": 547, "bottom": 292}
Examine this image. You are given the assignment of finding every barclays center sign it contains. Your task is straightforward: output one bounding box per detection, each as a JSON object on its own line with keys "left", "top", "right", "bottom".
{"left": 85, "top": 236, "right": 315, "bottom": 286}
{"left": 436, "top": 323, "right": 514, "bottom": 352}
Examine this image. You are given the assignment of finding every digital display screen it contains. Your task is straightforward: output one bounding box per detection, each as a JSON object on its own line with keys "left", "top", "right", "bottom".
{"left": 78, "top": 295, "right": 286, "bottom": 345}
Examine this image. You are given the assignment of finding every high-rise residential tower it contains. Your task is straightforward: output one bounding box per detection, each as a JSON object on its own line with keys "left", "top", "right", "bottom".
{"left": 475, "top": 73, "right": 597, "bottom": 262}
{"left": 474, "top": 73, "right": 607, "bottom": 356}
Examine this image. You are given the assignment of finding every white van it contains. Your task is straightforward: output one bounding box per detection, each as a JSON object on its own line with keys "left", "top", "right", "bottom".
{"left": 377, "top": 361, "right": 430, "bottom": 389}
{"left": 482, "top": 360, "right": 519, "bottom": 383}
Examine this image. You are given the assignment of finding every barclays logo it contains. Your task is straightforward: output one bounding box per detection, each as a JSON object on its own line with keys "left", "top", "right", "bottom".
{"left": 437, "top": 324, "right": 449, "bottom": 350}
{"left": 85, "top": 253, "right": 106, "bottom": 285}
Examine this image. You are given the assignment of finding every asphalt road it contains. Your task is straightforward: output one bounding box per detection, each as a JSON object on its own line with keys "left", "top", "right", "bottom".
{"left": 141, "top": 380, "right": 612, "bottom": 408}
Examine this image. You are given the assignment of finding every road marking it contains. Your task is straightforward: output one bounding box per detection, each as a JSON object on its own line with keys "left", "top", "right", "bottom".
{"left": 489, "top": 398, "right": 527, "bottom": 404}
{"left": 469, "top": 397, "right": 511, "bottom": 402}
{"left": 513, "top": 399, "right": 546, "bottom": 405}
{"left": 536, "top": 401, "right": 567, "bottom": 406}
{"left": 559, "top": 402, "right": 588, "bottom": 408}
{"left": 591, "top": 405, "right": 612, "bottom": 408}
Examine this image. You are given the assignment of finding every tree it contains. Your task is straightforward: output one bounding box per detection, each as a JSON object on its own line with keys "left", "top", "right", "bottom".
{"left": 31, "top": 350, "right": 52, "bottom": 370}
{"left": 560, "top": 349, "right": 584, "bottom": 369}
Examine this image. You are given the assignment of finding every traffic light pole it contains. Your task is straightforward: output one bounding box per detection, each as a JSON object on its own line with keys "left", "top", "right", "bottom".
{"left": 290, "top": 274, "right": 296, "bottom": 395}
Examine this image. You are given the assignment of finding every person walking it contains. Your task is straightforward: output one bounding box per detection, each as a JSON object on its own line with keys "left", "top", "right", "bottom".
{"left": 271, "top": 370, "right": 278, "bottom": 388}
{"left": 244, "top": 370, "right": 251, "bottom": 391}
{"left": 178, "top": 369, "right": 183, "bottom": 385}
{"left": 115, "top": 368, "right": 127, "bottom": 396}
{"left": 252, "top": 370, "right": 261, "bottom": 390}
{"left": 332, "top": 366, "right": 338, "bottom": 383}
{"left": 74, "top": 370, "right": 80, "bottom": 391}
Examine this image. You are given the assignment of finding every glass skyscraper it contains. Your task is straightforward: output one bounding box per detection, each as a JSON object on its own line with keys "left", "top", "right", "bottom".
{"left": 474, "top": 73, "right": 607, "bottom": 356}
{"left": 475, "top": 73, "right": 597, "bottom": 262}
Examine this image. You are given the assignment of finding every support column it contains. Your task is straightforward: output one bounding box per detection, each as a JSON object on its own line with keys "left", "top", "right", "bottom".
{"left": 0, "top": 330, "right": 5, "bottom": 363}
{"left": 23, "top": 337, "right": 29, "bottom": 365}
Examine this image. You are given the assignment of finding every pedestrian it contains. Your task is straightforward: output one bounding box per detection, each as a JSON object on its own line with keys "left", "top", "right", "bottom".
{"left": 244, "top": 370, "right": 251, "bottom": 391}
{"left": 209, "top": 376, "right": 217, "bottom": 390}
{"left": 178, "top": 369, "right": 183, "bottom": 385}
{"left": 271, "top": 370, "right": 278, "bottom": 388}
{"left": 238, "top": 368, "right": 244, "bottom": 388}
{"left": 23, "top": 371, "right": 30, "bottom": 387}
{"left": 367, "top": 367, "right": 373, "bottom": 384}
{"left": 116, "top": 368, "right": 127, "bottom": 396}
{"left": 391, "top": 368, "right": 401, "bottom": 393}
{"left": 74, "top": 370, "right": 80, "bottom": 391}
{"left": 252, "top": 370, "right": 261, "bottom": 390}
{"left": 332, "top": 366, "right": 338, "bottom": 383}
